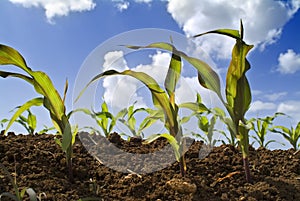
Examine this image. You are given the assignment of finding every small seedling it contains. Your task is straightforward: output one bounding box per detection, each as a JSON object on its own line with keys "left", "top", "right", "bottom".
{"left": 0, "top": 163, "right": 46, "bottom": 201}
{"left": 271, "top": 121, "right": 300, "bottom": 150}
{"left": 248, "top": 112, "right": 285, "bottom": 148}
{"left": 0, "top": 44, "right": 74, "bottom": 180}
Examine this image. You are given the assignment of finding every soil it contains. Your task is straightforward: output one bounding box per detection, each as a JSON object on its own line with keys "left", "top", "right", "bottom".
{"left": 0, "top": 132, "right": 300, "bottom": 201}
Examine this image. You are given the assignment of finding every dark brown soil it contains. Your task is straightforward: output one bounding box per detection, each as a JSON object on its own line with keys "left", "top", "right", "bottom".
{"left": 0, "top": 132, "right": 300, "bottom": 201}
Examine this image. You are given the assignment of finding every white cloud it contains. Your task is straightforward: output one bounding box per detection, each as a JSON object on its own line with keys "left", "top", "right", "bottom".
{"left": 277, "top": 101, "right": 300, "bottom": 122}
{"left": 134, "top": 0, "right": 152, "bottom": 3}
{"left": 252, "top": 90, "right": 263, "bottom": 96}
{"left": 112, "top": 0, "right": 130, "bottom": 12}
{"left": 101, "top": 51, "right": 172, "bottom": 111}
{"left": 252, "top": 90, "right": 288, "bottom": 101}
{"left": 116, "top": 2, "right": 130, "bottom": 11}
{"left": 9, "top": 0, "right": 96, "bottom": 23}
{"left": 264, "top": 92, "right": 287, "bottom": 101}
{"left": 249, "top": 100, "right": 277, "bottom": 113}
{"left": 277, "top": 49, "right": 300, "bottom": 74}
{"left": 166, "top": 0, "right": 300, "bottom": 59}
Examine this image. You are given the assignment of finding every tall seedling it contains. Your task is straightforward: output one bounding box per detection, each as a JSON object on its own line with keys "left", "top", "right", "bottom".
{"left": 0, "top": 44, "right": 73, "bottom": 180}
{"left": 77, "top": 44, "right": 203, "bottom": 177}
{"left": 123, "top": 21, "right": 254, "bottom": 182}
{"left": 194, "top": 20, "right": 253, "bottom": 182}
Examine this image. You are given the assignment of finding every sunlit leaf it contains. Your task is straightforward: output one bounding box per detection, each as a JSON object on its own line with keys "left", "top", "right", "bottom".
{"left": 0, "top": 44, "right": 29, "bottom": 72}
{"left": 193, "top": 29, "right": 240, "bottom": 40}
{"left": 79, "top": 69, "right": 177, "bottom": 135}
{"left": 125, "top": 42, "right": 223, "bottom": 102}
{"left": 144, "top": 133, "right": 180, "bottom": 161}
{"left": 4, "top": 98, "right": 43, "bottom": 135}
{"left": 165, "top": 46, "right": 181, "bottom": 106}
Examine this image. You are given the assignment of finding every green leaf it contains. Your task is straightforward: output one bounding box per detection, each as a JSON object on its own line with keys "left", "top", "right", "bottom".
{"left": 27, "top": 110, "right": 37, "bottom": 134}
{"left": 0, "top": 44, "right": 29, "bottom": 72}
{"left": 138, "top": 109, "right": 164, "bottom": 133}
{"left": 193, "top": 29, "right": 240, "bottom": 40}
{"left": 198, "top": 116, "right": 209, "bottom": 132}
{"left": 125, "top": 42, "right": 223, "bottom": 102}
{"left": 31, "top": 71, "right": 66, "bottom": 122}
{"left": 193, "top": 20, "right": 244, "bottom": 40}
{"left": 178, "top": 102, "right": 209, "bottom": 113}
{"left": 225, "top": 40, "right": 253, "bottom": 123}
{"left": 4, "top": 98, "right": 43, "bottom": 135}
{"left": 164, "top": 46, "right": 181, "bottom": 106}
{"left": 0, "top": 71, "right": 33, "bottom": 84}
{"left": 80, "top": 69, "right": 177, "bottom": 135}
{"left": 144, "top": 133, "right": 180, "bottom": 161}
{"left": 61, "top": 114, "right": 72, "bottom": 152}
{"left": 63, "top": 79, "right": 68, "bottom": 104}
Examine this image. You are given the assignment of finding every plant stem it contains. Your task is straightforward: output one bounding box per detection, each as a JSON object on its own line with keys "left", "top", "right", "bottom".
{"left": 66, "top": 146, "right": 73, "bottom": 181}
{"left": 68, "top": 158, "right": 73, "bottom": 181}
{"left": 179, "top": 137, "right": 187, "bottom": 177}
{"left": 179, "top": 155, "right": 186, "bottom": 177}
{"left": 240, "top": 137, "right": 252, "bottom": 183}
{"left": 243, "top": 156, "right": 251, "bottom": 183}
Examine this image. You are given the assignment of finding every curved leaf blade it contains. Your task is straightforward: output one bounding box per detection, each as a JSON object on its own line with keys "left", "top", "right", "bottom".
{"left": 4, "top": 97, "right": 44, "bottom": 135}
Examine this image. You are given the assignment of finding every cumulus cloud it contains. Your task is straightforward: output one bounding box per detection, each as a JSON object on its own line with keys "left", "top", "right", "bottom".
{"left": 134, "top": 0, "right": 152, "bottom": 3}
{"left": 262, "top": 92, "right": 287, "bottom": 101}
{"left": 277, "top": 101, "right": 300, "bottom": 122}
{"left": 277, "top": 49, "right": 300, "bottom": 74}
{"left": 9, "top": 0, "right": 96, "bottom": 23}
{"left": 166, "top": 0, "right": 300, "bottom": 59}
{"left": 112, "top": 0, "right": 130, "bottom": 12}
{"left": 249, "top": 100, "right": 277, "bottom": 113}
{"left": 101, "top": 51, "right": 172, "bottom": 111}
{"left": 252, "top": 90, "right": 263, "bottom": 96}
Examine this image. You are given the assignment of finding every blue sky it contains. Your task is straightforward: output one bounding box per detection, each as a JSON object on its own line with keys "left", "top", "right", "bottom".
{"left": 0, "top": 0, "right": 300, "bottom": 149}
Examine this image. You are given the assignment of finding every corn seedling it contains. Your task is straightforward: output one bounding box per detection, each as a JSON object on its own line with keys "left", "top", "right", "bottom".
{"left": 129, "top": 21, "right": 254, "bottom": 182}
{"left": 213, "top": 107, "right": 239, "bottom": 146}
{"left": 194, "top": 21, "right": 254, "bottom": 182}
{"left": 9, "top": 108, "right": 37, "bottom": 135}
{"left": 191, "top": 114, "right": 217, "bottom": 147}
{"left": 0, "top": 44, "right": 73, "bottom": 180}
{"left": 71, "top": 101, "right": 116, "bottom": 137}
{"left": 271, "top": 121, "right": 300, "bottom": 150}
{"left": 37, "top": 125, "right": 56, "bottom": 134}
{"left": 0, "top": 163, "right": 46, "bottom": 201}
{"left": 77, "top": 41, "right": 209, "bottom": 177}
{"left": 116, "top": 101, "right": 150, "bottom": 139}
{"left": 248, "top": 112, "right": 285, "bottom": 148}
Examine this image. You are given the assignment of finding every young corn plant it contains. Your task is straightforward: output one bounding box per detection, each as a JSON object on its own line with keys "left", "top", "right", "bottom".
{"left": 0, "top": 163, "right": 46, "bottom": 201}
{"left": 191, "top": 113, "right": 217, "bottom": 147}
{"left": 125, "top": 21, "right": 254, "bottom": 182}
{"left": 8, "top": 108, "right": 37, "bottom": 135}
{"left": 248, "top": 112, "right": 285, "bottom": 148}
{"left": 116, "top": 101, "right": 150, "bottom": 139}
{"left": 71, "top": 101, "right": 116, "bottom": 137}
{"left": 193, "top": 21, "right": 254, "bottom": 182}
{"left": 271, "top": 121, "right": 300, "bottom": 150}
{"left": 0, "top": 44, "right": 73, "bottom": 180}
{"left": 77, "top": 43, "right": 208, "bottom": 177}
{"left": 213, "top": 107, "right": 239, "bottom": 146}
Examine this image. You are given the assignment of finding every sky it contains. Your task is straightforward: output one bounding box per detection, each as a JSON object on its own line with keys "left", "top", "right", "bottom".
{"left": 0, "top": 0, "right": 300, "bottom": 149}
